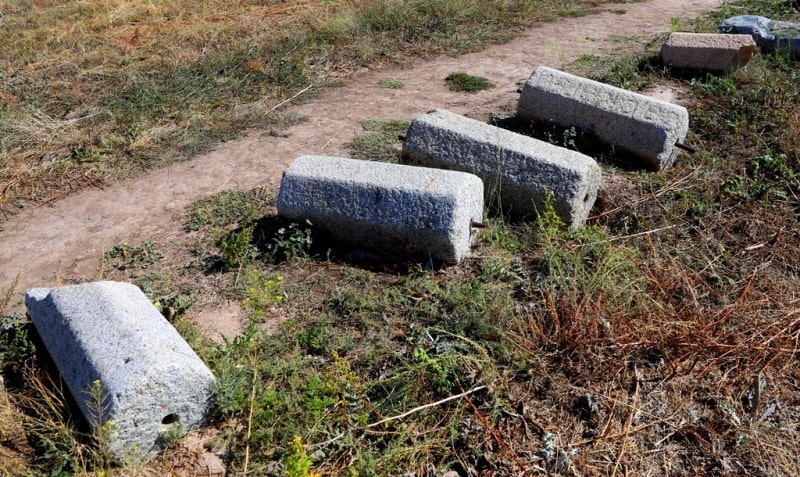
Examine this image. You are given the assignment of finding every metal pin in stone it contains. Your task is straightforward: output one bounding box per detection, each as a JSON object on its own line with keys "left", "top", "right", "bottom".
{"left": 674, "top": 142, "right": 696, "bottom": 154}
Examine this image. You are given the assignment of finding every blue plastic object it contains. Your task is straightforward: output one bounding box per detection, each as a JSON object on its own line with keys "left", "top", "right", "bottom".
{"left": 719, "top": 15, "right": 800, "bottom": 55}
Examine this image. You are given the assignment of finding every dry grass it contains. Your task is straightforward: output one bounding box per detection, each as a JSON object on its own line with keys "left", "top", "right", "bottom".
{"left": 1, "top": 0, "right": 319, "bottom": 214}
{"left": 0, "top": 384, "right": 31, "bottom": 476}
{"left": 0, "top": 0, "right": 607, "bottom": 220}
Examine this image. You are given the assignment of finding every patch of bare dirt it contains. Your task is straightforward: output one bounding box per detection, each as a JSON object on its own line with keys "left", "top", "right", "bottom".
{"left": 0, "top": 0, "right": 723, "bottom": 340}
{"left": 148, "top": 428, "right": 228, "bottom": 477}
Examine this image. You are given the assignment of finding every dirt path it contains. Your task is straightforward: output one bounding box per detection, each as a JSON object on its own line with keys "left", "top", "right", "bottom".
{"left": 0, "top": 0, "right": 722, "bottom": 314}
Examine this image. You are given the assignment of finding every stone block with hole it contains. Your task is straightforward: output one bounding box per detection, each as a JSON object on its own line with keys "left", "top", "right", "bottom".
{"left": 25, "top": 281, "right": 215, "bottom": 461}
{"left": 401, "top": 109, "right": 600, "bottom": 230}
{"left": 276, "top": 155, "right": 484, "bottom": 263}
{"left": 660, "top": 32, "right": 756, "bottom": 72}
{"left": 517, "top": 66, "right": 689, "bottom": 171}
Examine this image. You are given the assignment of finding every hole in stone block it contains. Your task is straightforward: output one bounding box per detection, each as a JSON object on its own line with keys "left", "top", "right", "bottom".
{"left": 162, "top": 413, "right": 180, "bottom": 425}
{"left": 584, "top": 194, "right": 590, "bottom": 202}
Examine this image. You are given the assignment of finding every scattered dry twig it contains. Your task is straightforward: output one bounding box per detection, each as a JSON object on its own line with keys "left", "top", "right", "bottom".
{"left": 242, "top": 350, "right": 260, "bottom": 475}
{"left": 462, "top": 385, "right": 530, "bottom": 475}
{"left": 591, "top": 173, "right": 694, "bottom": 219}
{"left": 264, "top": 84, "right": 313, "bottom": 116}
{"left": 611, "top": 367, "right": 640, "bottom": 477}
{"left": 365, "top": 385, "right": 488, "bottom": 429}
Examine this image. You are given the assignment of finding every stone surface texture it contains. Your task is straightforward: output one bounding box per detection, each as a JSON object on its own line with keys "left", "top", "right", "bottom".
{"left": 401, "top": 109, "right": 601, "bottom": 229}
{"left": 277, "top": 155, "right": 484, "bottom": 263}
{"left": 25, "top": 281, "right": 216, "bottom": 461}
{"left": 719, "top": 15, "right": 800, "bottom": 55}
{"left": 517, "top": 66, "right": 689, "bottom": 171}
{"left": 660, "top": 32, "right": 756, "bottom": 71}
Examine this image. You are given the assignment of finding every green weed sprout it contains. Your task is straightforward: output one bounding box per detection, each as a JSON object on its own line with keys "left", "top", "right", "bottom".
{"left": 85, "top": 379, "right": 115, "bottom": 471}
{"left": 283, "top": 435, "right": 321, "bottom": 477}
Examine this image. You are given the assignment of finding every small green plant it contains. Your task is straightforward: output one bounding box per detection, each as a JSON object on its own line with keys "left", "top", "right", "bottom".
{"left": 243, "top": 269, "right": 285, "bottom": 318}
{"left": 152, "top": 293, "right": 195, "bottom": 321}
{"left": 220, "top": 222, "right": 258, "bottom": 273}
{"left": 301, "top": 377, "right": 338, "bottom": 421}
{"left": 103, "top": 240, "right": 164, "bottom": 271}
{"left": 444, "top": 72, "right": 495, "bottom": 92}
{"left": 1, "top": 321, "right": 36, "bottom": 373}
{"left": 269, "top": 219, "right": 313, "bottom": 261}
{"left": 721, "top": 152, "right": 799, "bottom": 202}
{"left": 323, "top": 351, "right": 365, "bottom": 413}
{"left": 544, "top": 126, "right": 578, "bottom": 149}
{"left": 1, "top": 276, "right": 36, "bottom": 373}
{"left": 412, "top": 347, "right": 455, "bottom": 396}
{"left": 378, "top": 78, "right": 404, "bottom": 89}
{"left": 283, "top": 435, "right": 321, "bottom": 477}
{"left": 85, "top": 379, "right": 115, "bottom": 471}
{"left": 160, "top": 420, "right": 185, "bottom": 450}
{"left": 535, "top": 190, "right": 566, "bottom": 244}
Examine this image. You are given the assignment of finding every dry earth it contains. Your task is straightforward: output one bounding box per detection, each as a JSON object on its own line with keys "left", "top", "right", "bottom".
{"left": 0, "top": 0, "right": 723, "bottom": 338}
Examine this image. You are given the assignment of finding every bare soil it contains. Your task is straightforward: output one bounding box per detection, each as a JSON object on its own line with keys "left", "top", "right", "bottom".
{"left": 0, "top": 0, "right": 722, "bottom": 339}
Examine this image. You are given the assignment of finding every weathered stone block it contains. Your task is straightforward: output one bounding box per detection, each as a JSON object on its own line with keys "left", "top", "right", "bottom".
{"left": 401, "top": 109, "right": 600, "bottom": 230}
{"left": 517, "top": 67, "right": 689, "bottom": 171}
{"left": 660, "top": 32, "right": 756, "bottom": 71}
{"left": 25, "top": 281, "right": 216, "bottom": 461}
{"left": 276, "top": 155, "right": 484, "bottom": 263}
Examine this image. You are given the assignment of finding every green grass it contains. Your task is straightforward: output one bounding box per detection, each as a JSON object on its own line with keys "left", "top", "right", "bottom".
{"left": 348, "top": 118, "right": 411, "bottom": 162}
{"left": 444, "top": 72, "right": 495, "bottom": 92}
{"left": 571, "top": 51, "right": 660, "bottom": 91}
{"left": 377, "top": 78, "right": 405, "bottom": 89}
{"left": 103, "top": 240, "right": 165, "bottom": 271}
{"left": 185, "top": 187, "right": 274, "bottom": 232}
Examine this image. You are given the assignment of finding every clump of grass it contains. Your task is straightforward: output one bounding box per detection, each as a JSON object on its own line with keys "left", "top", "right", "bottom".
{"left": 185, "top": 187, "right": 274, "bottom": 232}
{"left": 184, "top": 187, "right": 275, "bottom": 268}
{"left": 526, "top": 196, "right": 648, "bottom": 350}
{"left": 377, "top": 78, "right": 404, "bottom": 89}
{"left": 348, "top": 118, "right": 410, "bottom": 162}
{"left": 444, "top": 72, "right": 495, "bottom": 92}
{"left": 571, "top": 51, "right": 659, "bottom": 91}
{"left": 103, "top": 240, "right": 165, "bottom": 271}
